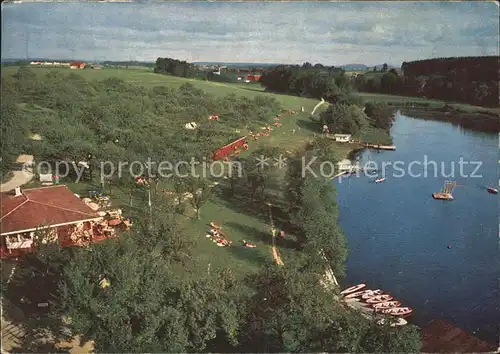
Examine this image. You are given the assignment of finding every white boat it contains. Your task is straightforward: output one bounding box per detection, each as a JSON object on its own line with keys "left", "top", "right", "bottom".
{"left": 361, "top": 289, "right": 384, "bottom": 300}
{"left": 344, "top": 289, "right": 373, "bottom": 299}
{"left": 372, "top": 300, "right": 401, "bottom": 310}
{"left": 382, "top": 307, "right": 413, "bottom": 317}
{"left": 340, "top": 283, "right": 366, "bottom": 295}
{"left": 487, "top": 187, "right": 498, "bottom": 194}
{"left": 375, "top": 177, "right": 386, "bottom": 183}
{"left": 365, "top": 294, "right": 393, "bottom": 304}
{"left": 377, "top": 317, "right": 408, "bottom": 327}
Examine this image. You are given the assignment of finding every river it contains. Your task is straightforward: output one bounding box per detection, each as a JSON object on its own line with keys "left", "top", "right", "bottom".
{"left": 335, "top": 111, "right": 499, "bottom": 344}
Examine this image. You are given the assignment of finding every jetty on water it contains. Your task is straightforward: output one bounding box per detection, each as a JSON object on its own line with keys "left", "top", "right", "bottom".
{"left": 433, "top": 181, "right": 456, "bottom": 200}
{"left": 325, "top": 135, "right": 396, "bottom": 151}
{"left": 360, "top": 142, "right": 396, "bottom": 151}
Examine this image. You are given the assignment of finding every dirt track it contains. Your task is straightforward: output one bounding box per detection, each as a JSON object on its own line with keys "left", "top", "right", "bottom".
{"left": 0, "top": 155, "right": 34, "bottom": 193}
{"left": 272, "top": 246, "right": 284, "bottom": 265}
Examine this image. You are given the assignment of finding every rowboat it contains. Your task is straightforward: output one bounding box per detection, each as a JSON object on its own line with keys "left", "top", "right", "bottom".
{"left": 344, "top": 289, "right": 373, "bottom": 299}
{"left": 375, "top": 177, "right": 386, "bottom": 183}
{"left": 365, "top": 294, "right": 393, "bottom": 304}
{"left": 340, "top": 283, "right": 366, "bottom": 295}
{"left": 381, "top": 307, "right": 413, "bottom": 317}
{"left": 377, "top": 317, "right": 408, "bottom": 327}
{"left": 372, "top": 300, "right": 401, "bottom": 310}
{"left": 487, "top": 187, "right": 498, "bottom": 194}
{"left": 361, "top": 289, "right": 384, "bottom": 300}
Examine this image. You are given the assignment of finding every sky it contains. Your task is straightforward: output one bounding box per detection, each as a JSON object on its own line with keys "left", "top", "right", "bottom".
{"left": 1, "top": 1, "right": 499, "bottom": 66}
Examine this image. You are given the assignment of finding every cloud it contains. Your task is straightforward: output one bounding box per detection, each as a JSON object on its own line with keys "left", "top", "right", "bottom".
{"left": 1, "top": 1, "right": 498, "bottom": 66}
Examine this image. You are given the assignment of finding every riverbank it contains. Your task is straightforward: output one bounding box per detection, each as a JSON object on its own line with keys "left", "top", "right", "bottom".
{"left": 355, "top": 92, "right": 500, "bottom": 116}
{"left": 399, "top": 107, "right": 499, "bottom": 133}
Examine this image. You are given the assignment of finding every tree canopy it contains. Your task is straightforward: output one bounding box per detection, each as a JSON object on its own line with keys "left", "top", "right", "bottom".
{"left": 353, "top": 56, "right": 498, "bottom": 107}
{"left": 258, "top": 64, "right": 353, "bottom": 103}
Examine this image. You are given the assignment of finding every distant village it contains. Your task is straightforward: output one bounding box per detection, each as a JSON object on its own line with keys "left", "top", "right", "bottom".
{"left": 29, "top": 61, "right": 101, "bottom": 69}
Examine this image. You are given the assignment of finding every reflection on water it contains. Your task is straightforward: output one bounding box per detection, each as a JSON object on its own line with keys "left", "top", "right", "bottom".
{"left": 336, "top": 112, "right": 499, "bottom": 344}
{"left": 400, "top": 108, "right": 499, "bottom": 134}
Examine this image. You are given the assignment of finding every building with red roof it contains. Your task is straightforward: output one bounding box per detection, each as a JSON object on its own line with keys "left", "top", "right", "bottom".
{"left": 1, "top": 185, "right": 102, "bottom": 258}
{"left": 69, "top": 61, "right": 86, "bottom": 69}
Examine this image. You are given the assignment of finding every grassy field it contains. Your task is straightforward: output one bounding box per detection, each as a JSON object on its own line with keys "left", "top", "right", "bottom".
{"left": 5, "top": 66, "right": 351, "bottom": 278}
{"left": 3, "top": 66, "right": 320, "bottom": 113}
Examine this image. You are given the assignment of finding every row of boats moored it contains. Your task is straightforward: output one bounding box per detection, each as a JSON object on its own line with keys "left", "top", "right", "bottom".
{"left": 340, "top": 284, "right": 413, "bottom": 325}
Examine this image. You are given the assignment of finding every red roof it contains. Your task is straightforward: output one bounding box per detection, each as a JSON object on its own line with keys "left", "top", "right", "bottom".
{"left": 1, "top": 185, "right": 100, "bottom": 235}
{"left": 70, "top": 62, "right": 85, "bottom": 66}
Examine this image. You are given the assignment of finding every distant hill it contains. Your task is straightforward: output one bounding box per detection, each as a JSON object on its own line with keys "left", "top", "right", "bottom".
{"left": 340, "top": 63, "right": 398, "bottom": 71}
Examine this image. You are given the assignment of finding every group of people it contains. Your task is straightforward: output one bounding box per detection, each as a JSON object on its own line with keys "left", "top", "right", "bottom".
{"left": 207, "top": 223, "right": 232, "bottom": 247}
{"left": 207, "top": 222, "right": 258, "bottom": 248}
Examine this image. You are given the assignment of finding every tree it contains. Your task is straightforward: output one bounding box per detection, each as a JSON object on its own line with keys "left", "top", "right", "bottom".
{"left": 0, "top": 96, "right": 29, "bottom": 174}
{"left": 187, "top": 177, "right": 213, "bottom": 219}
{"left": 320, "top": 103, "right": 368, "bottom": 136}
{"left": 244, "top": 161, "right": 266, "bottom": 202}
{"left": 364, "top": 101, "right": 394, "bottom": 130}
{"left": 57, "top": 233, "right": 241, "bottom": 352}
{"left": 244, "top": 146, "right": 281, "bottom": 201}
{"left": 258, "top": 65, "right": 349, "bottom": 102}
{"left": 240, "top": 261, "right": 342, "bottom": 352}
{"left": 382, "top": 63, "right": 388, "bottom": 72}
{"left": 172, "top": 176, "right": 188, "bottom": 208}
{"left": 227, "top": 158, "right": 243, "bottom": 197}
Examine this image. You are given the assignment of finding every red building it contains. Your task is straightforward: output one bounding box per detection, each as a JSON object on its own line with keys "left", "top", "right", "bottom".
{"left": 245, "top": 74, "right": 262, "bottom": 81}
{"left": 213, "top": 137, "right": 247, "bottom": 161}
{"left": 70, "top": 61, "right": 86, "bottom": 69}
{"left": 0, "top": 185, "right": 106, "bottom": 259}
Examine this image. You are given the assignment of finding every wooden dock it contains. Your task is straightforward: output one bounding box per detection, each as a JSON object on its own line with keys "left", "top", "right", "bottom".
{"left": 325, "top": 136, "right": 396, "bottom": 151}
{"left": 360, "top": 143, "right": 396, "bottom": 151}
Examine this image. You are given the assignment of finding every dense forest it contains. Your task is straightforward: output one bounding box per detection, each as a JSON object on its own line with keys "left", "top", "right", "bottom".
{"left": 353, "top": 56, "right": 499, "bottom": 107}
{"left": 258, "top": 63, "right": 353, "bottom": 103}
{"left": 1, "top": 67, "right": 419, "bottom": 352}
{"left": 154, "top": 57, "right": 198, "bottom": 78}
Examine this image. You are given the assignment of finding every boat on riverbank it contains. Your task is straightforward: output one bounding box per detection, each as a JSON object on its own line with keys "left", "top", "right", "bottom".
{"left": 377, "top": 317, "right": 408, "bottom": 327}
{"left": 366, "top": 294, "right": 393, "bottom": 304}
{"left": 373, "top": 300, "right": 401, "bottom": 310}
{"left": 340, "top": 283, "right": 366, "bottom": 295}
{"left": 344, "top": 289, "right": 372, "bottom": 299}
{"left": 361, "top": 289, "right": 384, "bottom": 299}
{"left": 382, "top": 307, "right": 413, "bottom": 317}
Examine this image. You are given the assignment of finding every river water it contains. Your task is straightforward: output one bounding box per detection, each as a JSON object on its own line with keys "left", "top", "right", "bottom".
{"left": 335, "top": 111, "right": 499, "bottom": 343}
